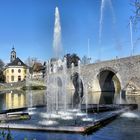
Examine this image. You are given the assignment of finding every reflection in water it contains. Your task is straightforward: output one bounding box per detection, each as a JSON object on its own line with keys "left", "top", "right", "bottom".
{"left": 86, "top": 91, "right": 120, "bottom": 104}
{"left": 0, "top": 90, "right": 140, "bottom": 140}
{"left": 0, "top": 90, "right": 46, "bottom": 110}
{"left": 1, "top": 90, "right": 140, "bottom": 111}
{"left": 126, "top": 95, "right": 140, "bottom": 110}
{"left": 6, "top": 91, "right": 26, "bottom": 109}
{"left": 99, "top": 92, "right": 115, "bottom": 104}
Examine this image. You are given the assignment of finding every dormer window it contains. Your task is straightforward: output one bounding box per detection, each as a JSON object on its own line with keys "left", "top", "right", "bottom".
{"left": 18, "top": 62, "right": 21, "bottom": 65}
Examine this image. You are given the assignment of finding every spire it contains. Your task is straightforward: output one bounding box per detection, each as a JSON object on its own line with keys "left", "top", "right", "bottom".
{"left": 12, "top": 46, "right": 15, "bottom": 51}
{"left": 10, "top": 46, "right": 16, "bottom": 62}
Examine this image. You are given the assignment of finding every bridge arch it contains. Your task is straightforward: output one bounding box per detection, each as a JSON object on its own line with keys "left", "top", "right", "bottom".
{"left": 92, "top": 67, "right": 121, "bottom": 104}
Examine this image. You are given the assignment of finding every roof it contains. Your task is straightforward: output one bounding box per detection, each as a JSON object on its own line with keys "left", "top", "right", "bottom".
{"left": 6, "top": 57, "right": 27, "bottom": 67}
{"left": 32, "top": 62, "right": 44, "bottom": 72}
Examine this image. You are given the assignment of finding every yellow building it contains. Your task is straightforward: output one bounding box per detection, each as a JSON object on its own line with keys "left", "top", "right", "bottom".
{"left": 3, "top": 47, "right": 28, "bottom": 83}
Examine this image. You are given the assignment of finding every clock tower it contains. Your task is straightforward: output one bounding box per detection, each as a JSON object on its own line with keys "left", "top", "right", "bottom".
{"left": 10, "top": 46, "right": 16, "bottom": 62}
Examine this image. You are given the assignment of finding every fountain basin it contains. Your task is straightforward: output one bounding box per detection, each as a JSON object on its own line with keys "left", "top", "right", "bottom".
{"left": 0, "top": 104, "right": 137, "bottom": 134}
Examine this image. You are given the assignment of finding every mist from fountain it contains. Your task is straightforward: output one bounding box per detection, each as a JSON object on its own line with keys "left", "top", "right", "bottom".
{"left": 71, "top": 63, "right": 74, "bottom": 109}
{"left": 99, "top": 0, "right": 105, "bottom": 46}
{"left": 85, "top": 84, "right": 88, "bottom": 115}
{"left": 121, "top": 112, "right": 140, "bottom": 119}
{"left": 26, "top": 69, "right": 36, "bottom": 115}
{"left": 130, "top": 19, "right": 134, "bottom": 56}
{"left": 99, "top": 0, "right": 116, "bottom": 59}
{"left": 119, "top": 91, "right": 127, "bottom": 104}
{"left": 62, "top": 57, "right": 68, "bottom": 112}
{"left": 46, "top": 7, "right": 82, "bottom": 118}
{"left": 108, "top": 0, "right": 116, "bottom": 25}
{"left": 119, "top": 91, "right": 123, "bottom": 104}
{"left": 53, "top": 7, "right": 62, "bottom": 58}
{"left": 78, "top": 60, "right": 82, "bottom": 111}
{"left": 46, "top": 59, "right": 71, "bottom": 115}
{"left": 43, "top": 6, "right": 95, "bottom": 125}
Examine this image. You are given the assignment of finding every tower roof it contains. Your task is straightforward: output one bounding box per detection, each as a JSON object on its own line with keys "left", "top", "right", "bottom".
{"left": 11, "top": 46, "right": 16, "bottom": 52}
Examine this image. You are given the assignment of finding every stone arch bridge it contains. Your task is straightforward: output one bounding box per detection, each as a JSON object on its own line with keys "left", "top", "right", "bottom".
{"left": 68, "top": 55, "right": 140, "bottom": 104}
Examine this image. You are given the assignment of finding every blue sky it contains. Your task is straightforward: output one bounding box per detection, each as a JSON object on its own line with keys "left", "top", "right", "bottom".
{"left": 0, "top": 0, "right": 139, "bottom": 63}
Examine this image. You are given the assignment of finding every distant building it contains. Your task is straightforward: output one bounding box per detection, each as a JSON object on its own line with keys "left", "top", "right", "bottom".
{"left": 32, "top": 62, "right": 44, "bottom": 79}
{"left": 3, "top": 47, "right": 28, "bottom": 83}
{"left": 48, "top": 58, "right": 63, "bottom": 73}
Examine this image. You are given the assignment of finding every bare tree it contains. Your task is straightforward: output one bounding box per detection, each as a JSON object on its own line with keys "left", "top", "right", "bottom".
{"left": 24, "top": 57, "right": 38, "bottom": 67}
{"left": 0, "top": 59, "right": 4, "bottom": 70}
{"left": 130, "top": 0, "right": 140, "bottom": 27}
{"left": 0, "top": 59, "right": 5, "bottom": 82}
{"left": 81, "top": 55, "right": 91, "bottom": 65}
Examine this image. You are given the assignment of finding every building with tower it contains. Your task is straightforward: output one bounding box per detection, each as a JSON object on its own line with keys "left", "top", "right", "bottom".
{"left": 3, "top": 47, "right": 28, "bottom": 83}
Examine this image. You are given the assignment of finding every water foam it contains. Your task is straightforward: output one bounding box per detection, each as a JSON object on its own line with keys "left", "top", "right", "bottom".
{"left": 121, "top": 112, "right": 139, "bottom": 119}
{"left": 39, "top": 120, "right": 58, "bottom": 126}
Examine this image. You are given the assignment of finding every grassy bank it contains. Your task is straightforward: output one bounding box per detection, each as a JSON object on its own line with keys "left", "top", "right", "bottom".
{"left": 0, "top": 80, "right": 46, "bottom": 91}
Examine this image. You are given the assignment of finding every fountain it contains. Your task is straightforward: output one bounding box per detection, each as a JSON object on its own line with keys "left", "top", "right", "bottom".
{"left": 46, "top": 58, "right": 70, "bottom": 113}
{"left": 99, "top": 0, "right": 116, "bottom": 59}
{"left": 25, "top": 69, "right": 36, "bottom": 115}
{"left": 40, "top": 6, "right": 97, "bottom": 128}
{"left": 99, "top": 0, "right": 105, "bottom": 46}
{"left": 53, "top": 7, "right": 62, "bottom": 58}
{"left": 38, "top": 6, "right": 133, "bottom": 132}
{"left": 46, "top": 7, "right": 84, "bottom": 115}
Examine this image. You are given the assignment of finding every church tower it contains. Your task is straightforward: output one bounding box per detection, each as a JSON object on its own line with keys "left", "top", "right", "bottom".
{"left": 10, "top": 46, "right": 16, "bottom": 62}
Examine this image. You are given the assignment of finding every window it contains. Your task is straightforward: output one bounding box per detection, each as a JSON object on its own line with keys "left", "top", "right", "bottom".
{"left": 18, "top": 76, "right": 21, "bottom": 81}
{"left": 24, "top": 69, "right": 26, "bottom": 74}
{"left": 7, "top": 76, "right": 9, "bottom": 82}
{"left": 11, "top": 69, "right": 14, "bottom": 73}
{"left": 18, "top": 69, "right": 21, "bottom": 73}
{"left": 24, "top": 76, "right": 26, "bottom": 80}
{"left": 6, "top": 70, "right": 9, "bottom": 73}
{"left": 11, "top": 76, "right": 14, "bottom": 81}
